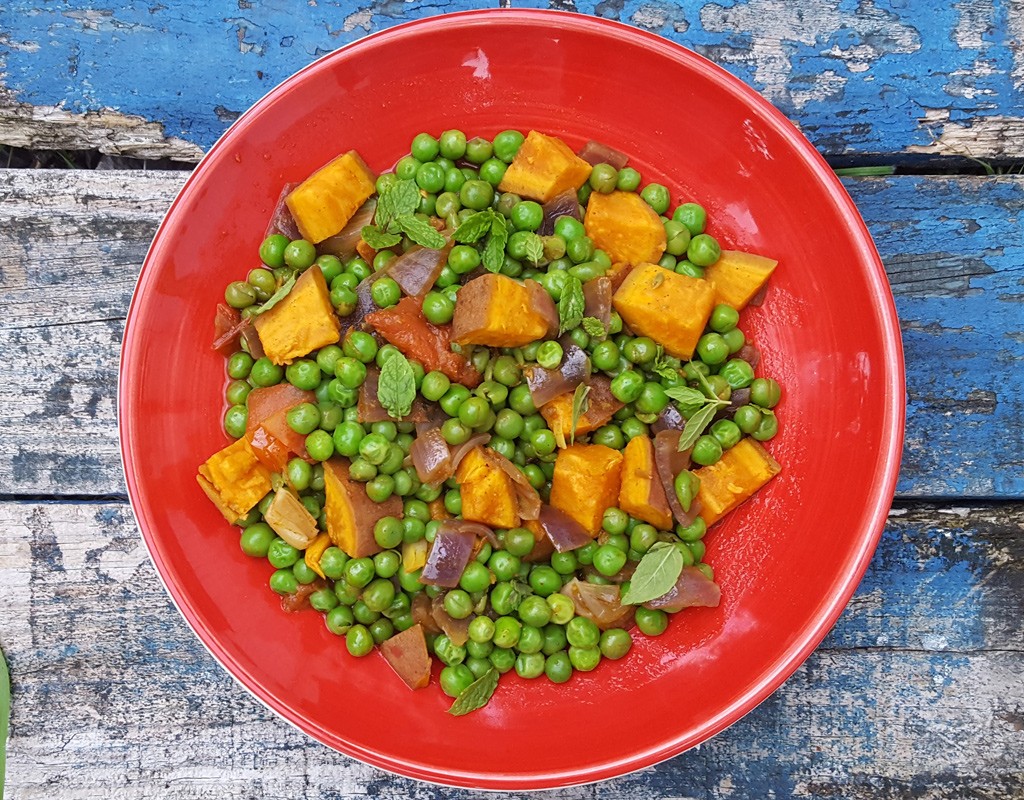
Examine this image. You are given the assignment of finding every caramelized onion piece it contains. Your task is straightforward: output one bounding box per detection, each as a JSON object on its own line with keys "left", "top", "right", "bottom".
{"left": 264, "top": 182, "right": 300, "bottom": 240}
{"left": 479, "top": 447, "right": 541, "bottom": 521}
{"left": 737, "top": 343, "right": 761, "bottom": 369}
{"left": 721, "top": 387, "right": 752, "bottom": 421}
{"left": 560, "top": 578, "right": 634, "bottom": 630}
{"left": 539, "top": 189, "right": 583, "bottom": 236}
{"left": 577, "top": 140, "right": 629, "bottom": 170}
{"left": 747, "top": 282, "right": 769, "bottom": 308}
{"left": 280, "top": 578, "right": 327, "bottom": 613}
{"left": 450, "top": 433, "right": 491, "bottom": 472}
{"left": 526, "top": 279, "right": 560, "bottom": 338}
{"left": 421, "top": 521, "right": 492, "bottom": 588}
{"left": 387, "top": 241, "right": 452, "bottom": 298}
{"left": 212, "top": 303, "right": 242, "bottom": 354}
{"left": 410, "top": 427, "right": 453, "bottom": 486}
{"left": 431, "top": 595, "right": 472, "bottom": 646}
{"left": 411, "top": 593, "right": 442, "bottom": 634}
{"left": 652, "top": 404, "right": 686, "bottom": 434}
{"left": 317, "top": 198, "right": 377, "bottom": 259}
{"left": 524, "top": 339, "right": 592, "bottom": 408}
{"left": 537, "top": 504, "right": 592, "bottom": 553}
{"left": 644, "top": 566, "right": 721, "bottom": 612}
{"left": 653, "top": 429, "right": 701, "bottom": 526}
{"left": 582, "top": 277, "right": 612, "bottom": 329}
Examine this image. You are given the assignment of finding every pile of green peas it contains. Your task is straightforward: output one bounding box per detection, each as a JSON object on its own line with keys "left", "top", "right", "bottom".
{"left": 218, "top": 128, "right": 782, "bottom": 699}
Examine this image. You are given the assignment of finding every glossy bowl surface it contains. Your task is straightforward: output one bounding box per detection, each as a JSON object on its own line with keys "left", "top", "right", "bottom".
{"left": 120, "top": 9, "right": 904, "bottom": 790}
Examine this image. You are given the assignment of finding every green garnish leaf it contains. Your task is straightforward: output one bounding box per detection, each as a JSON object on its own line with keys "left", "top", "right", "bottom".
{"left": 677, "top": 402, "right": 720, "bottom": 451}
{"left": 397, "top": 215, "right": 446, "bottom": 249}
{"left": 453, "top": 209, "right": 495, "bottom": 243}
{"left": 581, "top": 316, "right": 607, "bottom": 339}
{"left": 377, "top": 179, "right": 421, "bottom": 224}
{"left": 361, "top": 224, "right": 402, "bottom": 251}
{"left": 569, "top": 382, "right": 590, "bottom": 445}
{"left": 482, "top": 213, "right": 508, "bottom": 273}
{"left": 664, "top": 386, "right": 707, "bottom": 407}
{"left": 254, "top": 272, "right": 297, "bottom": 315}
{"left": 448, "top": 667, "right": 500, "bottom": 716}
{"left": 523, "top": 233, "right": 545, "bottom": 265}
{"left": 377, "top": 350, "right": 417, "bottom": 419}
{"left": 558, "top": 275, "right": 585, "bottom": 335}
{"left": 0, "top": 644, "right": 8, "bottom": 797}
{"left": 620, "top": 542, "right": 684, "bottom": 605}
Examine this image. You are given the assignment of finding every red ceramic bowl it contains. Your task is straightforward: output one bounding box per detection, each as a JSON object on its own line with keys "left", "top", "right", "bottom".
{"left": 120, "top": 9, "right": 904, "bottom": 790}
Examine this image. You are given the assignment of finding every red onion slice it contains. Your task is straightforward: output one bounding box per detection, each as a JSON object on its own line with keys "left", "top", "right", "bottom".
{"left": 651, "top": 405, "right": 686, "bottom": 434}
{"left": 537, "top": 504, "right": 592, "bottom": 553}
{"left": 577, "top": 140, "right": 629, "bottom": 170}
{"left": 420, "top": 525, "right": 478, "bottom": 588}
{"left": 387, "top": 240, "right": 452, "bottom": 298}
{"left": 431, "top": 595, "right": 472, "bottom": 646}
{"left": 582, "top": 277, "right": 612, "bottom": 329}
{"left": 264, "top": 182, "right": 300, "bottom": 240}
{"left": 539, "top": 189, "right": 582, "bottom": 236}
{"left": 737, "top": 343, "right": 761, "bottom": 369}
{"left": 644, "top": 566, "right": 721, "bottom": 612}
{"left": 410, "top": 427, "right": 453, "bottom": 486}
{"left": 653, "top": 429, "right": 701, "bottom": 526}
{"left": 524, "top": 339, "right": 592, "bottom": 407}
{"left": 559, "top": 578, "right": 634, "bottom": 630}
{"left": 449, "top": 434, "right": 492, "bottom": 472}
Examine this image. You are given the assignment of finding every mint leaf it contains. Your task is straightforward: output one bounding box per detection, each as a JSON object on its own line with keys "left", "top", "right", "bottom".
{"left": 677, "top": 402, "right": 720, "bottom": 451}
{"left": 665, "top": 386, "right": 707, "bottom": 407}
{"left": 377, "top": 351, "right": 416, "bottom": 419}
{"left": 581, "top": 316, "right": 606, "bottom": 339}
{"left": 362, "top": 225, "right": 402, "bottom": 251}
{"left": 453, "top": 209, "right": 495, "bottom": 243}
{"left": 386, "top": 179, "right": 422, "bottom": 219}
{"left": 558, "top": 276, "right": 585, "bottom": 335}
{"left": 0, "top": 645, "right": 8, "bottom": 798}
{"left": 254, "top": 272, "right": 296, "bottom": 315}
{"left": 570, "top": 382, "right": 590, "bottom": 446}
{"left": 523, "top": 233, "right": 544, "bottom": 265}
{"left": 448, "top": 667, "right": 500, "bottom": 716}
{"left": 621, "top": 542, "right": 684, "bottom": 605}
{"left": 482, "top": 213, "right": 508, "bottom": 273}
{"left": 397, "top": 215, "right": 446, "bottom": 249}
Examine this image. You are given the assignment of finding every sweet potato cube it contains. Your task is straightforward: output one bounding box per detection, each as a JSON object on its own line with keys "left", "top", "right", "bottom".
{"left": 380, "top": 623, "right": 431, "bottom": 690}
{"left": 612, "top": 264, "right": 715, "bottom": 360}
{"left": 304, "top": 532, "right": 332, "bottom": 579}
{"left": 584, "top": 191, "right": 667, "bottom": 266}
{"left": 497, "top": 130, "right": 592, "bottom": 203}
{"left": 197, "top": 437, "right": 272, "bottom": 522}
{"left": 540, "top": 376, "right": 624, "bottom": 448}
{"left": 452, "top": 274, "right": 557, "bottom": 348}
{"left": 285, "top": 150, "right": 377, "bottom": 243}
{"left": 456, "top": 446, "right": 520, "bottom": 529}
{"left": 695, "top": 438, "right": 781, "bottom": 526}
{"left": 549, "top": 444, "right": 623, "bottom": 535}
{"left": 253, "top": 265, "right": 341, "bottom": 365}
{"left": 703, "top": 249, "right": 778, "bottom": 310}
{"left": 322, "top": 458, "right": 402, "bottom": 558}
{"left": 618, "top": 435, "right": 674, "bottom": 531}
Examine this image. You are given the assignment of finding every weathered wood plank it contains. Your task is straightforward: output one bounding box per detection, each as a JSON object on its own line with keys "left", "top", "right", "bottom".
{"left": 0, "top": 1, "right": 1022, "bottom": 161}
{"left": 0, "top": 501, "right": 1020, "bottom": 798}
{"left": 2, "top": 170, "right": 1022, "bottom": 498}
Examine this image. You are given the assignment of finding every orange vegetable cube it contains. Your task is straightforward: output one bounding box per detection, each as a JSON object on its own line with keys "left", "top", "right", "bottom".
{"left": 304, "top": 532, "right": 333, "bottom": 579}
{"left": 584, "top": 191, "right": 667, "bottom": 266}
{"left": 498, "top": 130, "right": 592, "bottom": 203}
{"left": 323, "top": 459, "right": 402, "bottom": 558}
{"left": 540, "top": 376, "right": 624, "bottom": 448}
{"left": 253, "top": 265, "right": 341, "bottom": 365}
{"left": 618, "top": 435, "right": 674, "bottom": 530}
{"left": 452, "top": 274, "right": 558, "bottom": 348}
{"left": 197, "top": 437, "right": 272, "bottom": 522}
{"left": 456, "top": 446, "right": 520, "bottom": 530}
{"left": 612, "top": 264, "right": 715, "bottom": 360}
{"left": 549, "top": 444, "right": 623, "bottom": 535}
{"left": 703, "top": 249, "right": 778, "bottom": 310}
{"left": 695, "top": 438, "right": 781, "bottom": 526}
{"left": 285, "top": 150, "right": 377, "bottom": 243}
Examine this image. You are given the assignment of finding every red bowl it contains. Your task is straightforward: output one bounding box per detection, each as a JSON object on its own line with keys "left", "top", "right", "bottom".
{"left": 119, "top": 9, "right": 904, "bottom": 790}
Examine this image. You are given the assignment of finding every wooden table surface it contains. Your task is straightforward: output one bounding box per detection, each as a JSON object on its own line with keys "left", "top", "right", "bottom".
{"left": 1, "top": 2, "right": 1022, "bottom": 798}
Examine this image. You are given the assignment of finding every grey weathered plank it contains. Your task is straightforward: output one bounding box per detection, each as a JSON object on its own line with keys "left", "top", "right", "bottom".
{"left": 0, "top": 500, "right": 1020, "bottom": 798}
{"left": 2, "top": 169, "right": 1023, "bottom": 498}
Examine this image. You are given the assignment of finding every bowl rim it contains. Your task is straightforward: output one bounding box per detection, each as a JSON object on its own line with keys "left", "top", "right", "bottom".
{"left": 119, "top": 7, "right": 906, "bottom": 789}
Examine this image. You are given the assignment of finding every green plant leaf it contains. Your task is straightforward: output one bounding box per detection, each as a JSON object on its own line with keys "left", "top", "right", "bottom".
{"left": 523, "top": 233, "right": 545, "bottom": 265}
{"left": 448, "top": 667, "right": 500, "bottom": 716}
{"left": 379, "top": 179, "right": 421, "bottom": 223}
{"left": 361, "top": 224, "right": 402, "bottom": 251}
{"left": 569, "top": 382, "right": 590, "bottom": 445}
{"left": 677, "top": 402, "right": 720, "bottom": 451}
{"left": 581, "top": 316, "right": 606, "bottom": 339}
{"left": 558, "top": 276, "right": 585, "bottom": 335}
{"left": 620, "top": 542, "right": 684, "bottom": 605}
{"left": 482, "top": 214, "right": 508, "bottom": 273}
{"left": 396, "top": 215, "right": 446, "bottom": 249}
{"left": 664, "top": 386, "right": 707, "bottom": 407}
{"left": 453, "top": 209, "right": 495, "bottom": 243}
{"left": 377, "top": 351, "right": 416, "bottom": 419}
{"left": 0, "top": 644, "right": 8, "bottom": 798}
{"left": 254, "top": 272, "right": 297, "bottom": 315}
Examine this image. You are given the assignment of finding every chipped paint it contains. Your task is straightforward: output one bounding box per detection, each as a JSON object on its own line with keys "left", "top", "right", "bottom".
{"left": 910, "top": 108, "right": 1024, "bottom": 159}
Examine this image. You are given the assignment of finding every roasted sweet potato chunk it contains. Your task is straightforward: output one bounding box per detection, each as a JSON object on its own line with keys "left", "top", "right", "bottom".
{"left": 285, "top": 150, "right": 377, "bottom": 243}
{"left": 703, "top": 249, "right": 778, "bottom": 310}
{"left": 549, "top": 444, "right": 623, "bottom": 535}
{"left": 452, "top": 274, "right": 558, "bottom": 348}
{"left": 618, "top": 435, "right": 674, "bottom": 531}
{"left": 612, "top": 264, "right": 715, "bottom": 360}
{"left": 584, "top": 191, "right": 667, "bottom": 266}
{"left": 323, "top": 458, "right": 402, "bottom": 557}
{"left": 456, "top": 446, "right": 520, "bottom": 529}
{"left": 498, "top": 131, "right": 592, "bottom": 203}
{"left": 197, "top": 437, "right": 272, "bottom": 522}
{"left": 695, "top": 438, "right": 781, "bottom": 526}
{"left": 380, "top": 623, "right": 431, "bottom": 690}
{"left": 253, "top": 266, "right": 341, "bottom": 365}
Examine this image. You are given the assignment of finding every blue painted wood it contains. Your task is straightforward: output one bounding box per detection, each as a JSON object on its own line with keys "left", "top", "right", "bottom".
{"left": 1, "top": 0, "right": 1021, "bottom": 158}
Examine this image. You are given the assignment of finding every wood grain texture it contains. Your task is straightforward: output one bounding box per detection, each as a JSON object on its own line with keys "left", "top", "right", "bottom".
{"left": 0, "top": 501, "right": 1020, "bottom": 799}
{"left": 1, "top": 0, "right": 1022, "bottom": 160}
{"left": 2, "top": 170, "right": 1021, "bottom": 498}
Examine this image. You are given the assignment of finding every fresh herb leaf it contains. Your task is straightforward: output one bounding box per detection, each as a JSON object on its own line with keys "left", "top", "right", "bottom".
{"left": 523, "top": 233, "right": 545, "bottom": 265}
{"left": 664, "top": 386, "right": 708, "bottom": 407}
{"left": 482, "top": 213, "right": 508, "bottom": 273}
{"left": 569, "top": 383, "right": 591, "bottom": 445}
{"left": 377, "top": 350, "right": 417, "bottom": 419}
{"left": 558, "top": 276, "right": 585, "bottom": 335}
{"left": 677, "top": 402, "right": 720, "bottom": 451}
{"left": 397, "top": 215, "right": 446, "bottom": 248}
{"left": 254, "top": 272, "right": 297, "bottom": 315}
{"left": 448, "top": 667, "right": 500, "bottom": 716}
{"left": 381, "top": 179, "right": 422, "bottom": 222}
{"left": 361, "top": 224, "right": 402, "bottom": 251}
{"left": 0, "top": 644, "right": 8, "bottom": 798}
{"left": 620, "top": 542, "right": 684, "bottom": 605}
{"left": 453, "top": 209, "right": 495, "bottom": 243}
{"left": 581, "top": 316, "right": 607, "bottom": 339}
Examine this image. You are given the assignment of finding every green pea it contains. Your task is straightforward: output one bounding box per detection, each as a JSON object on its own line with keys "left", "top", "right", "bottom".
{"left": 310, "top": 585, "right": 341, "bottom": 611}
{"left": 439, "top": 129, "right": 467, "bottom": 160}
{"left": 691, "top": 435, "right": 723, "bottom": 466}
{"left": 444, "top": 487, "right": 462, "bottom": 516}
{"left": 688, "top": 233, "right": 721, "bottom": 267}
{"left": 664, "top": 219, "right": 692, "bottom": 257}
{"left": 460, "top": 179, "right": 494, "bottom": 210}
{"left": 331, "top": 357, "right": 365, "bottom": 391}
{"left": 442, "top": 589, "right": 473, "bottom": 620}
{"left": 325, "top": 605, "right": 355, "bottom": 635}
{"left": 720, "top": 358, "right": 755, "bottom": 390}
{"left": 696, "top": 332, "right": 730, "bottom": 366}
{"left": 418, "top": 371, "right": 449, "bottom": 403}
{"left": 345, "top": 624, "right": 375, "bottom": 657}
{"left": 250, "top": 357, "right": 283, "bottom": 387}
{"left": 292, "top": 557, "right": 318, "bottom": 585}
{"left": 593, "top": 544, "right": 627, "bottom": 577}
{"left": 488, "top": 551, "right": 521, "bottom": 583}
{"left": 492, "top": 129, "right": 525, "bottom": 162}
{"left": 630, "top": 523, "right": 659, "bottom": 554}
{"left": 269, "top": 568, "right": 298, "bottom": 596}
{"left": 365, "top": 474, "right": 395, "bottom": 503}
{"left": 239, "top": 523, "right": 274, "bottom": 558}
{"left": 566, "top": 616, "right": 600, "bottom": 648}
{"left": 733, "top": 404, "right": 763, "bottom": 435}
{"left": 528, "top": 565, "right": 561, "bottom": 597}
{"left": 493, "top": 616, "right": 522, "bottom": 649}
{"left": 489, "top": 647, "right": 516, "bottom": 673}
{"left": 710, "top": 418, "right": 742, "bottom": 449}
{"left": 545, "top": 651, "right": 573, "bottom": 683}
{"left": 224, "top": 280, "right": 256, "bottom": 309}
{"left": 673, "top": 202, "right": 707, "bottom": 236}
{"left": 348, "top": 458, "right": 376, "bottom": 482}
{"left": 283, "top": 239, "right": 317, "bottom": 269}
{"left": 591, "top": 424, "right": 625, "bottom": 450}
{"left": 591, "top": 340, "right": 620, "bottom": 372}
{"left": 478, "top": 157, "right": 507, "bottom": 186}
{"left": 268, "top": 538, "right": 300, "bottom": 569}
{"left": 223, "top": 405, "right": 247, "bottom": 439}
{"left": 752, "top": 411, "right": 779, "bottom": 441}
{"left": 600, "top": 628, "right": 633, "bottom": 660}
{"left": 750, "top": 377, "right": 782, "bottom": 408}
{"left": 283, "top": 359, "right": 321, "bottom": 392}
{"left": 370, "top": 277, "right": 400, "bottom": 309}
{"left": 635, "top": 382, "right": 669, "bottom": 415}
{"left": 343, "top": 330, "right": 378, "bottom": 364}
{"left": 227, "top": 351, "right": 254, "bottom": 380}
{"left": 635, "top": 607, "right": 669, "bottom": 636}
{"left": 547, "top": 593, "right": 575, "bottom": 625}
{"left": 676, "top": 259, "right": 705, "bottom": 279}
{"left": 710, "top": 304, "right": 740, "bottom": 333}
{"left": 259, "top": 234, "right": 289, "bottom": 268}
{"left": 331, "top": 421, "right": 364, "bottom": 458}
{"left": 674, "top": 469, "right": 701, "bottom": 512}
{"left": 286, "top": 402, "right": 320, "bottom": 435}
{"left": 610, "top": 370, "right": 645, "bottom": 403}
{"left": 640, "top": 183, "right": 670, "bottom": 215}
